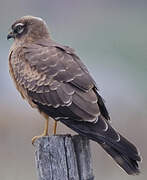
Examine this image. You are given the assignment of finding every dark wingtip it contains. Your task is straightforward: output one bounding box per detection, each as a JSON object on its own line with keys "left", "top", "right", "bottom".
{"left": 101, "top": 142, "right": 141, "bottom": 175}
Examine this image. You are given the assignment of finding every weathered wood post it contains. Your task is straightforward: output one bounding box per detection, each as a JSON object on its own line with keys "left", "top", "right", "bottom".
{"left": 34, "top": 135, "right": 94, "bottom": 180}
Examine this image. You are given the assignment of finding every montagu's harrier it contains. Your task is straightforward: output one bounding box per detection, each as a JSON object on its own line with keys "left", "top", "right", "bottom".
{"left": 7, "top": 16, "right": 141, "bottom": 175}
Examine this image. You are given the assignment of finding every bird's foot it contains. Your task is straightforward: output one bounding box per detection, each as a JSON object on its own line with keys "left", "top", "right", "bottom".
{"left": 32, "top": 132, "right": 48, "bottom": 144}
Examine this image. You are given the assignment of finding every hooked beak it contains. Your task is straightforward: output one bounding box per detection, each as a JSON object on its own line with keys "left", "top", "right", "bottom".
{"left": 7, "top": 31, "right": 15, "bottom": 40}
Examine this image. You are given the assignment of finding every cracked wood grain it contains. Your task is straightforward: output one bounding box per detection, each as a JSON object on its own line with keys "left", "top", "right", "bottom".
{"left": 34, "top": 135, "right": 94, "bottom": 180}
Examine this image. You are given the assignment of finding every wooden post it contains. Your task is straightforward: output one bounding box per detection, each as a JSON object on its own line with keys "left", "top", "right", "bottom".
{"left": 34, "top": 135, "right": 94, "bottom": 180}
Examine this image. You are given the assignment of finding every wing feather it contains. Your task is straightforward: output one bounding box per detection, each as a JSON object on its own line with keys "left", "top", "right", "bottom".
{"left": 69, "top": 102, "right": 96, "bottom": 121}
{"left": 11, "top": 40, "right": 109, "bottom": 122}
{"left": 72, "top": 92, "right": 99, "bottom": 116}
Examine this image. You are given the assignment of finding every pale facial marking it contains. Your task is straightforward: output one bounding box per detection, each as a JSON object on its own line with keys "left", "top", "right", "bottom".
{"left": 13, "top": 23, "right": 25, "bottom": 34}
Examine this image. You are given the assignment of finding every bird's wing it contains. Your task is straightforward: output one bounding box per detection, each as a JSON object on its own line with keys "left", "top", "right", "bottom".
{"left": 15, "top": 41, "right": 109, "bottom": 122}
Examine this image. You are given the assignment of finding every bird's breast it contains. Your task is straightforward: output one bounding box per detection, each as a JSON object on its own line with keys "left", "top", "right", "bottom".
{"left": 8, "top": 48, "right": 37, "bottom": 108}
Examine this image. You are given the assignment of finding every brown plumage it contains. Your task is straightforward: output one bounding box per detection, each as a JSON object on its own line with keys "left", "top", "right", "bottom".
{"left": 7, "top": 15, "right": 141, "bottom": 175}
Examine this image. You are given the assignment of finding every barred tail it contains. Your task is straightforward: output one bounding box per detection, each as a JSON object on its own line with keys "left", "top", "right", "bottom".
{"left": 61, "top": 116, "right": 141, "bottom": 175}
{"left": 100, "top": 134, "right": 141, "bottom": 175}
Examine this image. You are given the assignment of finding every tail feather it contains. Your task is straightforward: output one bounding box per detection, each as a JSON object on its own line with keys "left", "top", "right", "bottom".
{"left": 61, "top": 116, "right": 141, "bottom": 175}
{"left": 101, "top": 137, "right": 140, "bottom": 175}
{"left": 110, "top": 134, "right": 141, "bottom": 161}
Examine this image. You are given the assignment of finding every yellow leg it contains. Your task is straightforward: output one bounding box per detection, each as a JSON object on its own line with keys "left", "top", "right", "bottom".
{"left": 53, "top": 120, "right": 58, "bottom": 135}
{"left": 32, "top": 116, "right": 49, "bottom": 144}
{"left": 43, "top": 118, "right": 49, "bottom": 136}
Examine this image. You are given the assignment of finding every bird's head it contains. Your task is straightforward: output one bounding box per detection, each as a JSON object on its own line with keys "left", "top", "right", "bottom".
{"left": 7, "top": 15, "right": 50, "bottom": 42}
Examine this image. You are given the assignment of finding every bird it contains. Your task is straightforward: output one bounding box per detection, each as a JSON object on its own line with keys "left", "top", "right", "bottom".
{"left": 7, "top": 15, "right": 141, "bottom": 175}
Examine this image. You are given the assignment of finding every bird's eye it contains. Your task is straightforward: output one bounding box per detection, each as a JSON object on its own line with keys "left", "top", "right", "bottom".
{"left": 14, "top": 23, "right": 25, "bottom": 34}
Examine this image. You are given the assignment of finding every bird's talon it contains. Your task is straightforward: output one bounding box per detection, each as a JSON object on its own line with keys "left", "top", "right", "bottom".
{"left": 32, "top": 133, "right": 48, "bottom": 144}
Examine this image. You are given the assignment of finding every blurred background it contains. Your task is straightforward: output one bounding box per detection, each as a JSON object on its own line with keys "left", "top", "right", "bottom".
{"left": 0, "top": 0, "right": 147, "bottom": 179}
